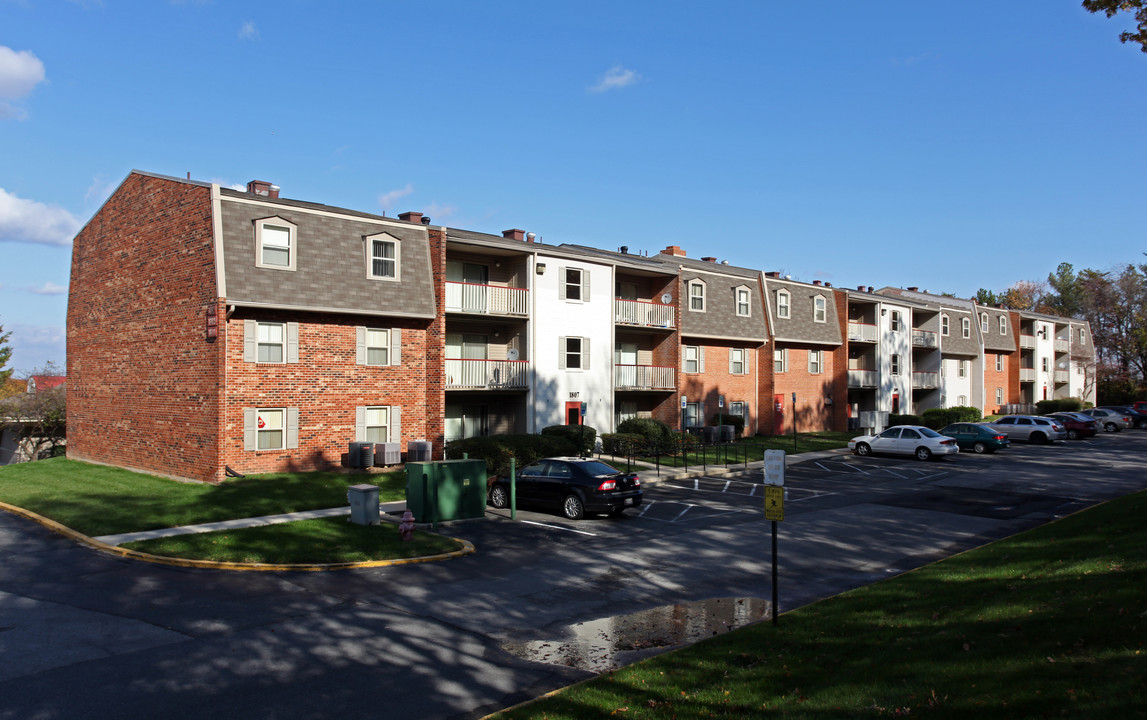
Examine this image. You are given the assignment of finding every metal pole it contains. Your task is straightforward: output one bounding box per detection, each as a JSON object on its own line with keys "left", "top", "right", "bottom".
{"left": 772, "top": 519, "right": 779, "bottom": 626}
{"left": 510, "top": 457, "right": 516, "bottom": 521}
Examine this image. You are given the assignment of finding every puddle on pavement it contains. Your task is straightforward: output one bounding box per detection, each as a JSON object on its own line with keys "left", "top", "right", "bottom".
{"left": 502, "top": 597, "right": 770, "bottom": 673}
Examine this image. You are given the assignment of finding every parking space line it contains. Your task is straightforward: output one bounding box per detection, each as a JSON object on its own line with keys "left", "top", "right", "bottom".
{"left": 722, "top": 480, "right": 731, "bottom": 493}
{"left": 878, "top": 468, "right": 907, "bottom": 479}
{"left": 519, "top": 520, "right": 598, "bottom": 536}
{"left": 840, "top": 463, "right": 870, "bottom": 475}
{"left": 814, "top": 462, "right": 833, "bottom": 472}
{"left": 673, "top": 505, "right": 695, "bottom": 521}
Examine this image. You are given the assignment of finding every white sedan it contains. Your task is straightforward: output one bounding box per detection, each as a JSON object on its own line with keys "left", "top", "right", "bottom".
{"left": 848, "top": 425, "right": 960, "bottom": 461}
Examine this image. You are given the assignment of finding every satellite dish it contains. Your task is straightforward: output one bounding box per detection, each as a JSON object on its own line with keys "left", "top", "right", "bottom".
{"left": 507, "top": 348, "right": 520, "bottom": 361}
{"left": 661, "top": 293, "right": 673, "bottom": 304}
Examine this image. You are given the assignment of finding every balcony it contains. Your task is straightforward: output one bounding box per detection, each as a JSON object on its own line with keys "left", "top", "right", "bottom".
{"left": 614, "top": 364, "right": 676, "bottom": 391}
{"left": 1019, "top": 368, "right": 1037, "bottom": 382}
{"left": 1019, "top": 334, "right": 1037, "bottom": 349}
{"left": 1054, "top": 370, "right": 1070, "bottom": 384}
{"left": 614, "top": 299, "right": 675, "bottom": 329}
{"left": 847, "top": 322, "right": 877, "bottom": 342}
{"left": 911, "top": 329, "right": 938, "bottom": 348}
{"left": 1054, "top": 338, "right": 1070, "bottom": 352}
{"left": 445, "top": 282, "right": 529, "bottom": 316}
{"left": 848, "top": 369, "right": 877, "bottom": 388}
{"left": 445, "top": 359, "right": 529, "bottom": 389}
{"left": 911, "top": 371, "right": 939, "bottom": 390}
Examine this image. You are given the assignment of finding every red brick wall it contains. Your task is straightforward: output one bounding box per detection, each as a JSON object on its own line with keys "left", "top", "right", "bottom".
{"left": 770, "top": 344, "right": 841, "bottom": 433}
{"left": 66, "top": 174, "right": 222, "bottom": 482}
{"left": 679, "top": 341, "right": 759, "bottom": 433}
{"left": 649, "top": 331, "right": 681, "bottom": 427}
{"left": 984, "top": 351, "right": 1009, "bottom": 414}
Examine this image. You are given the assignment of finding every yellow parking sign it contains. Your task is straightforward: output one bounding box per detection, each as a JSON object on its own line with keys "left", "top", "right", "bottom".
{"left": 764, "top": 485, "right": 784, "bottom": 521}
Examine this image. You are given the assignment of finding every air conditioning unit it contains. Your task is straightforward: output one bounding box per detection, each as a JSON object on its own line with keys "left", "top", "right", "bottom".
{"left": 374, "top": 442, "right": 401, "bottom": 466}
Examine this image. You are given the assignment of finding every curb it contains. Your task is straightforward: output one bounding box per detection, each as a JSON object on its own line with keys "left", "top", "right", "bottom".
{"left": 0, "top": 500, "right": 475, "bottom": 572}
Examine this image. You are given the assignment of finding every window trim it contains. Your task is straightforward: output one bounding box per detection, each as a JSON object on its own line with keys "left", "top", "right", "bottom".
{"left": 891, "top": 353, "right": 901, "bottom": 376}
{"left": 776, "top": 289, "right": 790, "bottom": 319}
{"left": 890, "top": 310, "right": 901, "bottom": 332}
{"left": 562, "top": 267, "right": 586, "bottom": 303}
{"left": 365, "top": 327, "right": 390, "bottom": 366}
{"left": 980, "top": 312, "right": 989, "bottom": 333}
{"left": 245, "top": 320, "right": 300, "bottom": 364}
{"left": 773, "top": 347, "right": 788, "bottom": 373}
{"left": 729, "top": 347, "right": 746, "bottom": 375}
{"left": 813, "top": 295, "right": 827, "bottom": 323}
{"left": 941, "top": 314, "right": 949, "bottom": 336}
{"left": 244, "top": 407, "right": 299, "bottom": 451}
{"left": 998, "top": 315, "right": 1007, "bottom": 335}
{"left": 958, "top": 359, "right": 967, "bottom": 378}
{"left": 254, "top": 217, "right": 297, "bottom": 271}
{"left": 688, "top": 279, "right": 706, "bottom": 312}
{"left": 995, "top": 353, "right": 1003, "bottom": 372}
{"left": 363, "top": 405, "right": 390, "bottom": 444}
{"left": 684, "top": 345, "right": 704, "bottom": 374}
{"left": 961, "top": 317, "right": 971, "bottom": 339}
{"left": 365, "top": 232, "right": 400, "bottom": 281}
{"left": 559, "top": 336, "right": 589, "bottom": 370}
{"left": 734, "top": 286, "right": 751, "bottom": 317}
{"left": 996, "top": 387, "right": 1003, "bottom": 404}
{"left": 808, "top": 349, "right": 823, "bottom": 375}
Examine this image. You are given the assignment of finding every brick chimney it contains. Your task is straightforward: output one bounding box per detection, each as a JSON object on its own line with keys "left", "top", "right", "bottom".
{"left": 812, "top": 280, "right": 822, "bottom": 286}
{"left": 502, "top": 229, "right": 526, "bottom": 241}
{"left": 907, "top": 286, "right": 919, "bottom": 292}
{"left": 247, "top": 180, "right": 280, "bottom": 198}
{"left": 398, "top": 211, "right": 424, "bottom": 224}
{"left": 765, "top": 271, "right": 781, "bottom": 278}
{"left": 701, "top": 256, "right": 717, "bottom": 263}
{"left": 857, "top": 285, "right": 866, "bottom": 291}
{"left": 824, "top": 282, "right": 832, "bottom": 288}
{"left": 661, "top": 245, "right": 687, "bottom": 257}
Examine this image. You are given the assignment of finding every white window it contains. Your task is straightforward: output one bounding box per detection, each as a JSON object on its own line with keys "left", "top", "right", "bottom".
{"left": 891, "top": 353, "right": 900, "bottom": 375}
{"left": 685, "top": 402, "right": 702, "bottom": 428}
{"left": 729, "top": 348, "right": 746, "bottom": 375}
{"left": 996, "top": 387, "right": 1003, "bottom": 404}
{"left": 564, "top": 267, "right": 584, "bottom": 301}
{"left": 255, "top": 217, "right": 297, "bottom": 270}
{"left": 735, "top": 287, "right": 751, "bottom": 317}
{"left": 257, "top": 322, "right": 285, "bottom": 363}
{"left": 813, "top": 295, "right": 827, "bottom": 323}
{"left": 730, "top": 401, "right": 747, "bottom": 423}
{"left": 356, "top": 327, "right": 401, "bottom": 367}
{"left": 688, "top": 280, "right": 705, "bottom": 311}
{"left": 808, "top": 349, "right": 823, "bottom": 374}
{"left": 999, "top": 315, "right": 1007, "bottom": 335}
{"left": 1041, "top": 357, "right": 1049, "bottom": 372}
{"left": 243, "top": 407, "right": 299, "bottom": 451}
{"left": 941, "top": 314, "right": 949, "bottom": 336}
{"left": 773, "top": 347, "right": 788, "bottom": 373}
{"left": 776, "top": 290, "right": 790, "bottom": 319}
{"left": 958, "top": 360, "right": 967, "bottom": 378}
{"left": 367, "top": 234, "right": 398, "bottom": 280}
{"left": 244, "top": 320, "right": 298, "bottom": 364}
{"left": 364, "top": 406, "right": 389, "bottom": 443}
{"left": 961, "top": 318, "right": 971, "bottom": 339}
{"left": 684, "top": 345, "right": 704, "bottom": 374}
{"left": 995, "top": 354, "right": 1003, "bottom": 372}
{"left": 1079, "top": 328, "right": 1086, "bottom": 344}
{"left": 981, "top": 313, "right": 989, "bottom": 333}
{"left": 890, "top": 311, "right": 901, "bottom": 332}
{"left": 957, "top": 394, "right": 967, "bottom": 406}
{"left": 258, "top": 408, "right": 284, "bottom": 449}
{"left": 560, "top": 336, "right": 588, "bottom": 370}
{"left": 366, "top": 328, "right": 389, "bottom": 365}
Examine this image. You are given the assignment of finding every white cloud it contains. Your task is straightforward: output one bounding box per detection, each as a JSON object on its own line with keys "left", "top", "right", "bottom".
{"left": 378, "top": 184, "right": 413, "bottom": 211}
{"left": 0, "top": 45, "right": 47, "bottom": 120}
{"left": 28, "top": 282, "right": 68, "bottom": 295}
{"left": 424, "top": 202, "right": 458, "bottom": 222}
{"left": 589, "top": 65, "right": 641, "bottom": 93}
{"left": 6, "top": 323, "right": 66, "bottom": 375}
{"left": 0, "top": 188, "right": 81, "bottom": 246}
{"left": 84, "top": 174, "right": 119, "bottom": 206}
{"left": 239, "top": 21, "right": 259, "bottom": 40}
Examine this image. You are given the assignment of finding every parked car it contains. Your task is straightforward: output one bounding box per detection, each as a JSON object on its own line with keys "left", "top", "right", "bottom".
{"left": 1133, "top": 400, "right": 1147, "bottom": 415}
{"left": 1046, "top": 412, "right": 1099, "bottom": 440}
{"left": 848, "top": 425, "right": 959, "bottom": 460}
{"left": 1080, "top": 408, "right": 1132, "bottom": 433}
{"left": 1099, "top": 405, "right": 1146, "bottom": 429}
{"left": 487, "top": 457, "right": 642, "bottom": 520}
{"left": 938, "top": 423, "right": 1011, "bottom": 454}
{"left": 980, "top": 415, "right": 1067, "bottom": 444}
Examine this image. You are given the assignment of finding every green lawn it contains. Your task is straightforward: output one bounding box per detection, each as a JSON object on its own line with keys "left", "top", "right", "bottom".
{"left": 0, "top": 458, "right": 407, "bottom": 536}
{"left": 122, "top": 516, "right": 462, "bottom": 564}
{"left": 624, "top": 432, "right": 853, "bottom": 468}
{"left": 494, "top": 489, "right": 1147, "bottom": 719}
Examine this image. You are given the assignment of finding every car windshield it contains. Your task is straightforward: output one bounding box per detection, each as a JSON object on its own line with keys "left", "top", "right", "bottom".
{"left": 577, "top": 460, "right": 622, "bottom": 476}
{"left": 918, "top": 427, "right": 942, "bottom": 438}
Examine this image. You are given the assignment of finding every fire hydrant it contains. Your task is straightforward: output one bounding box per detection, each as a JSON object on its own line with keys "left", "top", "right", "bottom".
{"left": 399, "top": 509, "right": 415, "bottom": 542}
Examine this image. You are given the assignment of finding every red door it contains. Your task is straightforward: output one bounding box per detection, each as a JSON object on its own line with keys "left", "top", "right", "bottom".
{"left": 565, "top": 401, "right": 581, "bottom": 425}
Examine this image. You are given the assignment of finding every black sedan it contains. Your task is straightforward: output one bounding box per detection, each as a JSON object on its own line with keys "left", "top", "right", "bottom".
{"left": 938, "top": 423, "right": 1011, "bottom": 454}
{"left": 487, "top": 457, "right": 642, "bottom": 520}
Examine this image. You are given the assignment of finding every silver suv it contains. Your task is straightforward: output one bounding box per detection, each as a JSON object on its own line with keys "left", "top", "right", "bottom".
{"left": 981, "top": 415, "right": 1067, "bottom": 444}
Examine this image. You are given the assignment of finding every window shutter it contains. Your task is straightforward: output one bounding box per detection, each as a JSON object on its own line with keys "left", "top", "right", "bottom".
{"left": 286, "top": 408, "right": 299, "bottom": 449}
{"left": 286, "top": 322, "right": 299, "bottom": 363}
{"left": 582, "top": 271, "right": 590, "bottom": 302}
{"left": 558, "top": 337, "right": 567, "bottom": 369}
{"left": 729, "top": 349, "right": 734, "bottom": 374}
{"left": 390, "top": 328, "right": 402, "bottom": 365}
{"left": 583, "top": 337, "right": 590, "bottom": 370}
{"left": 558, "top": 268, "right": 566, "bottom": 300}
{"left": 244, "top": 320, "right": 257, "bottom": 363}
{"left": 391, "top": 406, "right": 401, "bottom": 442}
{"left": 699, "top": 347, "right": 706, "bottom": 373}
{"left": 243, "top": 408, "right": 257, "bottom": 451}
{"left": 355, "top": 326, "right": 366, "bottom": 365}
{"left": 355, "top": 406, "right": 366, "bottom": 442}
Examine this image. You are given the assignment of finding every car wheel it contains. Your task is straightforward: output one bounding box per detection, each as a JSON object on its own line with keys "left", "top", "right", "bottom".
{"left": 1104, "top": 422, "right": 1117, "bottom": 433}
{"left": 854, "top": 443, "right": 871, "bottom": 457}
{"left": 488, "top": 484, "right": 509, "bottom": 509}
{"left": 972, "top": 441, "right": 987, "bottom": 454}
{"left": 1031, "top": 432, "right": 1047, "bottom": 445}
{"left": 561, "top": 494, "right": 585, "bottom": 520}
{"left": 1067, "top": 429, "right": 1080, "bottom": 440}
{"left": 915, "top": 446, "right": 932, "bottom": 461}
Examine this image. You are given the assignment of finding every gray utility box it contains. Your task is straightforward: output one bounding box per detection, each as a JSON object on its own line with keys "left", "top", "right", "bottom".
{"left": 347, "top": 483, "right": 380, "bottom": 525}
{"left": 374, "top": 442, "right": 402, "bottom": 466}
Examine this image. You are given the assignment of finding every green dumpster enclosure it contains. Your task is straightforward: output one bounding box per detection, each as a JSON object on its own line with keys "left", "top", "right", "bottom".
{"left": 405, "top": 459, "right": 487, "bottom": 523}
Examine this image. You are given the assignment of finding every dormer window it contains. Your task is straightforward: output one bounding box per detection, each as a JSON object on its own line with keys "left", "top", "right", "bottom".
{"left": 941, "top": 314, "right": 949, "bottom": 336}
{"left": 255, "top": 217, "right": 297, "bottom": 271}
{"left": 735, "top": 287, "right": 751, "bottom": 317}
{"left": 961, "top": 317, "right": 971, "bottom": 339}
{"left": 366, "top": 233, "right": 399, "bottom": 280}
{"left": 813, "top": 295, "right": 826, "bottom": 323}
{"left": 998, "top": 315, "right": 1007, "bottom": 335}
{"left": 980, "top": 313, "right": 989, "bottom": 333}
{"left": 776, "top": 290, "right": 790, "bottom": 319}
{"left": 688, "top": 280, "right": 706, "bottom": 312}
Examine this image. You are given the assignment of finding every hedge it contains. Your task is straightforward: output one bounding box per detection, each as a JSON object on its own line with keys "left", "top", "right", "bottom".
{"left": 444, "top": 434, "right": 575, "bottom": 476}
{"left": 541, "top": 424, "right": 597, "bottom": 454}
{"left": 888, "top": 414, "right": 924, "bottom": 427}
{"left": 1035, "top": 398, "right": 1083, "bottom": 414}
{"left": 920, "top": 406, "right": 983, "bottom": 429}
{"left": 617, "top": 417, "right": 675, "bottom": 443}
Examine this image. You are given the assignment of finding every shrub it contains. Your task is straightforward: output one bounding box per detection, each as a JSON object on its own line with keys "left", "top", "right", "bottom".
{"left": 600, "top": 433, "right": 645, "bottom": 455}
{"left": 541, "top": 424, "right": 597, "bottom": 454}
{"left": 1036, "top": 398, "right": 1083, "bottom": 414}
{"left": 445, "top": 434, "right": 574, "bottom": 476}
{"left": 617, "top": 417, "right": 674, "bottom": 443}
{"left": 920, "top": 406, "right": 983, "bottom": 430}
{"left": 888, "top": 414, "right": 924, "bottom": 427}
{"left": 710, "top": 413, "right": 745, "bottom": 437}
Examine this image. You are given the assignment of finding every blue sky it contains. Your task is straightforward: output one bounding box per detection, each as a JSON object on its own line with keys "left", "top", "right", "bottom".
{"left": 2, "top": 1, "right": 1144, "bottom": 374}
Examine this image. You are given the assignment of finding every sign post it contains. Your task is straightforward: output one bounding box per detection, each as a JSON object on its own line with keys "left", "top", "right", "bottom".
{"left": 580, "top": 402, "right": 588, "bottom": 458}
{"left": 763, "top": 449, "right": 786, "bottom": 625}
{"left": 791, "top": 392, "right": 798, "bottom": 450}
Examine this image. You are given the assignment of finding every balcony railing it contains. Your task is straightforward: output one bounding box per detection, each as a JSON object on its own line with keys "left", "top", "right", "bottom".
{"left": 1019, "top": 334, "right": 1037, "bottom": 349}
{"left": 445, "top": 282, "right": 529, "bottom": 316}
{"left": 911, "top": 329, "right": 938, "bottom": 348}
{"left": 848, "top": 369, "right": 877, "bottom": 388}
{"left": 911, "top": 371, "right": 939, "bottom": 389}
{"left": 445, "top": 359, "right": 529, "bottom": 389}
{"left": 614, "top": 299, "right": 675, "bottom": 329}
{"left": 1019, "top": 368, "right": 1037, "bottom": 382}
{"left": 1054, "top": 339, "right": 1070, "bottom": 352}
{"left": 847, "top": 322, "right": 877, "bottom": 342}
{"left": 614, "top": 364, "right": 676, "bottom": 390}
{"left": 1054, "top": 370, "right": 1070, "bottom": 384}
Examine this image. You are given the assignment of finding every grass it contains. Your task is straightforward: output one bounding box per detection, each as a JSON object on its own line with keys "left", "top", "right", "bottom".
{"left": 493, "top": 489, "right": 1147, "bottom": 719}
{"left": 623, "top": 432, "right": 853, "bottom": 468}
{"left": 121, "top": 516, "right": 462, "bottom": 564}
{"left": 0, "top": 458, "right": 407, "bottom": 536}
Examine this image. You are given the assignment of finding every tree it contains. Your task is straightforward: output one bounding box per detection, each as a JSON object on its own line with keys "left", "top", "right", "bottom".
{"left": 973, "top": 288, "right": 999, "bottom": 306}
{"left": 1, "top": 362, "right": 67, "bottom": 461}
{"left": 999, "top": 280, "right": 1046, "bottom": 311}
{"left": 0, "top": 321, "right": 12, "bottom": 389}
{"left": 1083, "top": 0, "right": 1147, "bottom": 52}
{"left": 1043, "top": 262, "right": 1084, "bottom": 317}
